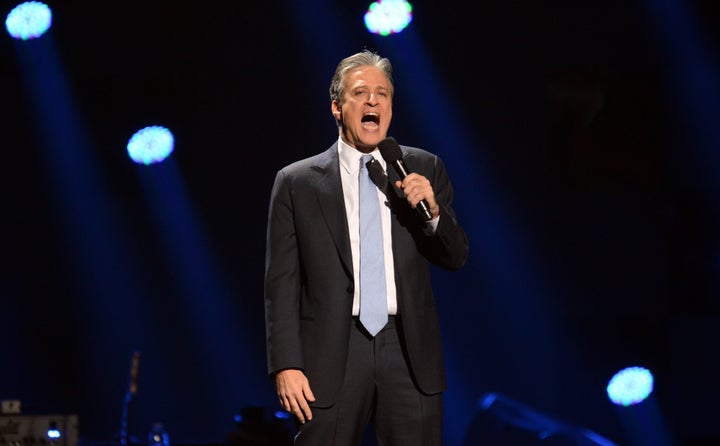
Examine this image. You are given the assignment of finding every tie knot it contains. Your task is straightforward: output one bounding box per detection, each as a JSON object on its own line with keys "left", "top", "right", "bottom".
{"left": 360, "top": 154, "right": 373, "bottom": 170}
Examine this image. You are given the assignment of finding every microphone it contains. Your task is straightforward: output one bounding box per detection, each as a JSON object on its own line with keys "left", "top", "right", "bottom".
{"left": 378, "top": 137, "right": 434, "bottom": 221}
{"left": 365, "top": 158, "right": 388, "bottom": 191}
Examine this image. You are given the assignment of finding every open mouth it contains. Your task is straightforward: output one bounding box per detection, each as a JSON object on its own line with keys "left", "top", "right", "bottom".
{"left": 361, "top": 112, "right": 379, "bottom": 125}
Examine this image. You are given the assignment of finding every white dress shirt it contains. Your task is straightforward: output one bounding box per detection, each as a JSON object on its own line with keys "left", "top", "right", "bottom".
{"left": 338, "top": 138, "right": 398, "bottom": 316}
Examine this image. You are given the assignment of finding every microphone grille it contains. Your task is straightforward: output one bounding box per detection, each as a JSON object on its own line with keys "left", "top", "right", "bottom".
{"left": 378, "top": 137, "right": 402, "bottom": 162}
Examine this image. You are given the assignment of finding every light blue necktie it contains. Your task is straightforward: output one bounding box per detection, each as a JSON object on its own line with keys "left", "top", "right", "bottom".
{"left": 359, "top": 154, "right": 388, "bottom": 337}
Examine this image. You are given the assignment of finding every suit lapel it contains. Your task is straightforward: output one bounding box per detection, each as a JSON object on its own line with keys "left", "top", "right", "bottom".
{"left": 311, "top": 144, "right": 353, "bottom": 275}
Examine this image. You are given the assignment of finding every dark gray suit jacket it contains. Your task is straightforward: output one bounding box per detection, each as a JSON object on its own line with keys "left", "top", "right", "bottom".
{"left": 264, "top": 141, "right": 468, "bottom": 407}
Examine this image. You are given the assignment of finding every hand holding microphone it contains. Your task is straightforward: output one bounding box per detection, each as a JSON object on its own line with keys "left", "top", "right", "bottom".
{"left": 378, "top": 137, "right": 438, "bottom": 221}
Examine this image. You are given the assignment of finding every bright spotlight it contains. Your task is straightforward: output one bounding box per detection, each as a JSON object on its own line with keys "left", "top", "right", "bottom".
{"left": 364, "top": 0, "right": 413, "bottom": 36}
{"left": 127, "top": 126, "right": 175, "bottom": 165}
{"left": 607, "top": 366, "right": 654, "bottom": 407}
{"left": 5, "top": 1, "right": 52, "bottom": 40}
{"left": 47, "top": 428, "right": 61, "bottom": 439}
{"left": 47, "top": 421, "right": 61, "bottom": 439}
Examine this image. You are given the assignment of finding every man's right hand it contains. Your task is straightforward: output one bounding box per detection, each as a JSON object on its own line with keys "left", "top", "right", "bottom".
{"left": 275, "top": 368, "right": 316, "bottom": 423}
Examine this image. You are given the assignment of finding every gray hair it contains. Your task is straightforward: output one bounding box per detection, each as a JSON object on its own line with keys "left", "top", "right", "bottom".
{"left": 329, "top": 49, "right": 394, "bottom": 105}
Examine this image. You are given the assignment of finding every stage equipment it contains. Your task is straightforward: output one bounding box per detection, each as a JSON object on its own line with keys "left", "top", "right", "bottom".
{"left": 0, "top": 414, "right": 78, "bottom": 446}
{"left": 462, "top": 392, "right": 617, "bottom": 446}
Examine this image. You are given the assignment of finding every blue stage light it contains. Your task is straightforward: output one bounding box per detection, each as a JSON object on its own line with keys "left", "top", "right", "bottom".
{"left": 364, "top": 0, "right": 412, "bottom": 36}
{"left": 607, "top": 366, "right": 654, "bottom": 406}
{"left": 274, "top": 411, "right": 290, "bottom": 420}
{"left": 127, "top": 126, "right": 175, "bottom": 165}
{"left": 47, "top": 428, "right": 61, "bottom": 439}
{"left": 47, "top": 421, "right": 61, "bottom": 439}
{"left": 5, "top": 1, "right": 52, "bottom": 40}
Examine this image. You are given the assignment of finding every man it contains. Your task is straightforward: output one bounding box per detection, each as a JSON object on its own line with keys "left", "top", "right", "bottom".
{"left": 264, "top": 49, "right": 468, "bottom": 445}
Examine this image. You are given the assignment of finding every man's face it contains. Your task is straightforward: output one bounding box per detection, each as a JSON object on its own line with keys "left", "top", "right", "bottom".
{"left": 332, "top": 66, "right": 393, "bottom": 153}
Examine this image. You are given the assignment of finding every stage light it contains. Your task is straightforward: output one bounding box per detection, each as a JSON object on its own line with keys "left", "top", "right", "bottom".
{"left": 127, "top": 126, "right": 175, "bottom": 165}
{"left": 273, "top": 410, "right": 290, "bottom": 420}
{"left": 47, "top": 421, "right": 61, "bottom": 440}
{"left": 607, "top": 366, "right": 654, "bottom": 406}
{"left": 5, "top": 1, "right": 52, "bottom": 40}
{"left": 364, "top": 0, "right": 412, "bottom": 36}
{"left": 464, "top": 393, "right": 618, "bottom": 445}
{"left": 227, "top": 406, "right": 293, "bottom": 446}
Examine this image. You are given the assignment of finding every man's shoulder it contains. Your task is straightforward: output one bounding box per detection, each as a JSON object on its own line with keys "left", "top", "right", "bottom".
{"left": 399, "top": 144, "right": 437, "bottom": 162}
{"left": 279, "top": 143, "right": 337, "bottom": 176}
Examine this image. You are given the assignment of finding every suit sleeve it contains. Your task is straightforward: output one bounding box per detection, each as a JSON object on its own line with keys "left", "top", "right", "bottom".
{"left": 264, "top": 169, "right": 304, "bottom": 376}
{"left": 423, "top": 155, "right": 469, "bottom": 271}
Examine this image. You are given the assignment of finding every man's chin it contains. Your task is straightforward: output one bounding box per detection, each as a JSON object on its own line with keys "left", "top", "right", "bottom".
{"left": 341, "top": 129, "right": 388, "bottom": 152}
{"left": 361, "top": 135, "right": 388, "bottom": 150}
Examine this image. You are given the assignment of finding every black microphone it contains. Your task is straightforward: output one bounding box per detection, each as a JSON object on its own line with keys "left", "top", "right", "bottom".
{"left": 378, "top": 137, "right": 434, "bottom": 221}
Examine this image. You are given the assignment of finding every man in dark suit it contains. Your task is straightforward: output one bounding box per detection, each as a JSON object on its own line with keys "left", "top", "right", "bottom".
{"left": 264, "top": 49, "right": 468, "bottom": 445}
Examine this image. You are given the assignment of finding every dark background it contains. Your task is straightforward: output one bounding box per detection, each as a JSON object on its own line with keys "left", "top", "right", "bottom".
{"left": 2, "top": 1, "right": 719, "bottom": 445}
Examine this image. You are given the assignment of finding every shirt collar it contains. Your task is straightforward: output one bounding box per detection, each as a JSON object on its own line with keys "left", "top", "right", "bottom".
{"left": 337, "top": 137, "right": 387, "bottom": 175}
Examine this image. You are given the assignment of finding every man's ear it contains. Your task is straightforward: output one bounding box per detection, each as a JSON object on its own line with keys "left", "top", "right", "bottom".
{"left": 331, "top": 101, "right": 342, "bottom": 123}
